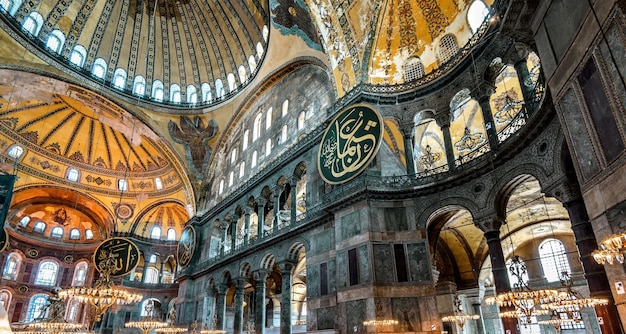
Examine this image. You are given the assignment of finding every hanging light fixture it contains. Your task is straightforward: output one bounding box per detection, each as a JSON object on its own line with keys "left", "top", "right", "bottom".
{"left": 592, "top": 232, "right": 626, "bottom": 265}
{"left": 540, "top": 272, "right": 608, "bottom": 319}
{"left": 441, "top": 295, "right": 480, "bottom": 331}
{"left": 12, "top": 287, "right": 86, "bottom": 334}
{"left": 124, "top": 299, "right": 168, "bottom": 334}
{"left": 362, "top": 319, "right": 398, "bottom": 333}
{"left": 485, "top": 255, "right": 559, "bottom": 325}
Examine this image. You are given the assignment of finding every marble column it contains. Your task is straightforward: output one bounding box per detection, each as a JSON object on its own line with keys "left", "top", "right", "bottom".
{"left": 234, "top": 278, "right": 245, "bottom": 334}
{"left": 231, "top": 215, "right": 239, "bottom": 251}
{"left": 220, "top": 221, "right": 228, "bottom": 256}
{"left": 256, "top": 198, "right": 266, "bottom": 239}
{"left": 244, "top": 208, "right": 251, "bottom": 246}
{"left": 215, "top": 284, "right": 228, "bottom": 330}
{"left": 436, "top": 114, "right": 456, "bottom": 171}
{"left": 289, "top": 177, "right": 298, "bottom": 224}
{"left": 477, "top": 217, "right": 517, "bottom": 334}
{"left": 399, "top": 121, "right": 416, "bottom": 175}
{"left": 159, "top": 259, "right": 166, "bottom": 283}
{"left": 564, "top": 198, "right": 622, "bottom": 334}
{"left": 278, "top": 262, "right": 294, "bottom": 334}
{"left": 254, "top": 270, "right": 268, "bottom": 334}
{"left": 142, "top": 256, "right": 150, "bottom": 283}
{"left": 273, "top": 186, "right": 282, "bottom": 232}
{"left": 476, "top": 82, "right": 498, "bottom": 150}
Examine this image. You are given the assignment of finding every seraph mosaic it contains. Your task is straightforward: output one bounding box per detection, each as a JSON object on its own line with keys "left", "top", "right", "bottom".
{"left": 270, "top": 0, "right": 323, "bottom": 51}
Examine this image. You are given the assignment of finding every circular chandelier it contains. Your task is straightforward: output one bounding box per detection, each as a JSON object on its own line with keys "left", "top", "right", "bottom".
{"left": 592, "top": 232, "right": 626, "bottom": 265}
{"left": 441, "top": 295, "right": 480, "bottom": 330}
{"left": 541, "top": 272, "right": 608, "bottom": 318}
{"left": 156, "top": 326, "right": 189, "bottom": 333}
{"left": 485, "top": 256, "right": 560, "bottom": 324}
{"left": 27, "top": 319, "right": 84, "bottom": 334}
{"left": 124, "top": 299, "right": 168, "bottom": 334}
{"left": 58, "top": 251, "right": 142, "bottom": 326}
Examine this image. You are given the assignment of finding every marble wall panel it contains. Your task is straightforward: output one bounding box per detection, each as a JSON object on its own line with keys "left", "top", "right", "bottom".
{"left": 346, "top": 299, "right": 366, "bottom": 333}
{"left": 373, "top": 244, "right": 395, "bottom": 283}
{"left": 358, "top": 244, "right": 370, "bottom": 283}
{"left": 337, "top": 252, "right": 347, "bottom": 288}
{"left": 340, "top": 210, "right": 362, "bottom": 240}
{"left": 384, "top": 207, "right": 407, "bottom": 231}
{"left": 391, "top": 297, "right": 421, "bottom": 332}
{"left": 407, "top": 241, "right": 431, "bottom": 282}
{"left": 308, "top": 264, "right": 320, "bottom": 297}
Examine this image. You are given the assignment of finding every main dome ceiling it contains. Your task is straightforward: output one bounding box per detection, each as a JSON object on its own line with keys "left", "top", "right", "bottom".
{"left": 5, "top": 0, "right": 269, "bottom": 106}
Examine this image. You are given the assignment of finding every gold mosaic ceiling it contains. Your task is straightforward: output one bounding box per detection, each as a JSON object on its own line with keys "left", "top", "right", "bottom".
{"left": 7, "top": 0, "right": 269, "bottom": 105}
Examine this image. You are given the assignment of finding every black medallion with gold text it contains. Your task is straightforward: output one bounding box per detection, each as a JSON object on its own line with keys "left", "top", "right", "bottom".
{"left": 318, "top": 104, "right": 384, "bottom": 184}
{"left": 177, "top": 225, "right": 196, "bottom": 268}
{"left": 0, "top": 228, "right": 8, "bottom": 253}
{"left": 93, "top": 237, "right": 140, "bottom": 277}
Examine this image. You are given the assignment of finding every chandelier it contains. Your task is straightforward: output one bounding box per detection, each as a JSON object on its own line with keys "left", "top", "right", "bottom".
{"left": 58, "top": 250, "right": 142, "bottom": 327}
{"left": 13, "top": 288, "right": 85, "bottom": 334}
{"left": 540, "top": 272, "right": 608, "bottom": 319}
{"left": 124, "top": 300, "right": 168, "bottom": 334}
{"left": 156, "top": 326, "right": 188, "bottom": 333}
{"left": 362, "top": 319, "right": 398, "bottom": 333}
{"left": 441, "top": 295, "right": 480, "bottom": 330}
{"left": 592, "top": 232, "right": 626, "bottom": 265}
{"left": 485, "top": 256, "right": 560, "bottom": 324}
{"left": 194, "top": 317, "right": 226, "bottom": 334}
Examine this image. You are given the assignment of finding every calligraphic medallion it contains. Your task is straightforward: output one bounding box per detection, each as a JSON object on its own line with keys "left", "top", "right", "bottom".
{"left": 93, "top": 237, "right": 140, "bottom": 277}
{"left": 0, "top": 228, "right": 8, "bottom": 252}
{"left": 177, "top": 225, "right": 196, "bottom": 268}
{"left": 318, "top": 104, "right": 384, "bottom": 184}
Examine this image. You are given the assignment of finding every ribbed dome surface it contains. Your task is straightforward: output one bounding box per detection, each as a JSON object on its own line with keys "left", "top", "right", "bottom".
{"left": 7, "top": 0, "right": 269, "bottom": 106}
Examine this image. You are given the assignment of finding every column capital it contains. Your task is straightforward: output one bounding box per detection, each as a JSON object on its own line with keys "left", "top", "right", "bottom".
{"left": 434, "top": 112, "right": 452, "bottom": 128}
{"left": 235, "top": 277, "right": 246, "bottom": 290}
{"left": 255, "top": 197, "right": 267, "bottom": 207}
{"left": 271, "top": 184, "right": 284, "bottom": 194}
{"left": 543, "top": 177, "right": 582, "bottom": 205}
{"left": 277, "top": 261, "right": 295, "bottom": 274}
{"left": 398, "top": 120, "right": 416, "bottom": 137}
{"left": 473, "top": 81, "right": 496, "bottom": 100}
{"left": 475, "top": 215, "right": 505, "bottom": 233}
{"left": 253, "top": 269, "right": 269, "bottom": 282}
{"left": 243, "top": 206, "right": 254, "bottom": 216}
{"left": 287, "top": 175, "right": 300, "bottom": 185}
{"left": 216, "top": 284, "right": 229, "bottom": 295}
{"left": 219, "top": 220, "right": 230, "bottom": 230}
{"left": 505, "top": 41, "right": 532, "bottom": 65}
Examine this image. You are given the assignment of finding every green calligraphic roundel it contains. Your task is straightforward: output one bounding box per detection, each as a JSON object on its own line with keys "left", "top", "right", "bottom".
{"left": 93, "top": 237, "right": 140, "bottom": 277}
{"left": 177, "top": 225, "right": 196, "bottom": 268}
{"left": 318, "top": 104, "right": 384, "bottom": 184}
{"left": 0, "top": 228, "right": 8, "bottom": 253}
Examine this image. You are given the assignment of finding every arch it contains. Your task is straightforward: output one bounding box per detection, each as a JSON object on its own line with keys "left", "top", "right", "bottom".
{"left": 438, "top": 34, "right": 459, "bottom": 64}
{"left": 69, "top": 228, "right": 80, "bottom": 239}
{"left": 151, "top": 226, "right": 162, "bottom": 239}
{"left": 227, "top": 73, "right": 237, "bottom": 92}
{"left": 297, "top": 111, "right": 305, "bottom": 130}
{"left": 293, "top": 161, "right": 306, "bottom": 178}
{"left": 112, "top": 68, "right": 127, "bottom": 89}
{"left": 253, "top": 113, "right": 263, "bottom": 141}
{"left": 26, "top": 294, "right": 48, "bottom": 321}
{"left": 170, "top": 84, "right": 182, "bottom": 103}
{"left": 45, "top": 30, "right": 65, "bottom": 53}
{"left": 266, "top": 107, "right": 273, "bottom": 129}
{"left": 2, "top": 252, "right": 22, "bottom": 280}
{"left": 69, "top": 45, "right": 87, "bottom": 67}
{"left": 420, "top": 198, "right": 482, "bottom": 231}
{"left": 221, "top": 270, "right": 232, "bottom": 285}
{"left": 167, "top": 228, "right": 176, "bottom": 241}
{"left": 265, "top": 138, "right": 272, "bottom": 156}
{"left": 35, "top": 260, "right": 59, "bottom": 286}
{"left": 22, "top": 12, "right": 43, "bottom": 35}
{"left": 238, "top": 65, "right": 247, "bottom": 84}
{"left": 0, "top": 289, "right": 11, "bottom": 311}
{"left": 7, "top": 144, "right": 24, "bottom": 159}
{"left": 404, "top": 56, "right": 425, "bottom": 82}
{"left": 92, "top": 58, "right": 107, "bottom": 79}
{"left": 488, "top": 165, "right": 552, "bottom": 219}
{"left": 538, "top": 238, "right": 571, "bottom": 282}
{"left": 133, "top": 76, "right": 147, "bottom": 95}
{"left": 71, "top": 261, "right": 89, "bottom": 286}
{"left": 239, "top": 262, "right": 252, "bottom": 278}
{"left": 215, "top": 79, "right": 225, "bottom": 98}
{"left": 140, "top": 298, "right": 161, "bottom": 316}
{"left": 187, "top": 85, "right": 198, "bottom": 104}
{"left": 152, "top": 80, "right": 164, "bottom": 101}
{"left": 260, "top": 254, "right": 275, "bottom": 270}
{"left": 66, "top": 168, "right": 80, "bottom": 182}
{"left": 468, "top": 0, "right": 490, "bottom": 33}
{"left": 50, "top": 226, "right": 63, "bottom": 238}
{"left": 201, "top": 83, "right": 212, "bottom": 102}
{"left": 286, "top": 242, "right": 307, "bottom": 262}
{"left": 0, "top": 0, "right": 20, "bottom": 15}
{"left": 248, "top": 55, "right": 257, "bottom": 73}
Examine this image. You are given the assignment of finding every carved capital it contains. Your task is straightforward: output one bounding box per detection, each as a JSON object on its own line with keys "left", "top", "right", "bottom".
{"left": 474, "top": 216, "right": 505, "bottom": 233}
{"left": 398, "top": 121, "right": 416, "bottom": 139}
{"left": 474, "top": 81, "right": 496, "bottom": 100}
{"left": 216, "top": 284, "right": 229, "bottom": 295}
{"left": 253, "top": 270, "right": 269, "bottom": 282}
{"left": 434, "top": 112, "right": 452, "bottom": 128}
{"left": 235, "top": 278, "right": 246, "bottom": 291}
{"left": 219, "top": 220, "right": 229, "bottom": 230}
{"left": 277, "top": 261, "right": 295, "bottom": 274}
{"left": 543, "top": 177, "right": 582, "bottom": 205}
{"left": 288, "top": 175, "right": 300, "bottom": 186}
{"left": 255, "top": 197, "right": 267, "bottom": 207}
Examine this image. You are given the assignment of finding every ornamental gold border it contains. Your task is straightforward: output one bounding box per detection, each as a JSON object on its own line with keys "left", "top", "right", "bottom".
{"left": 317, "top": 103, "right": 384, "bottom": 185}
{"left": 92, "top": 237, "right": 140, "bottom": 278}
{"left": 177, "top": 225, "right": 196, "bottom": 268}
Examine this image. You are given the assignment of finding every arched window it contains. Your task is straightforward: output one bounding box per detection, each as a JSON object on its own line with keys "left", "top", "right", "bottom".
{"left": 167, "top": 228, "right": 176, "bottom": 241}
{"left": 282, "top": 100, "right": 289, "bottom": 117}
{"left": 2, "top": 253, "right": 21, "bottom": 280}
{"left": 539, "top": 239, "right": 571, "bottom": 282}
{"left": 21, "top": 12, "right": 43, "bottom": 35}
{"left": 18, "top": 216, "right": 30, "bottom": 227}
{"left": 7, "top": 144, "right": 24, "bottom": 159}
{"left": 150, "top": 226, "right": 161, "bottom": 239}
{"left": 215, "top": 79, "right": 225, "bottom": 99}
{"left": 265, "top": 138, "right": 272, "bottom": 157}
{"left": 92, "top": 58, "right": 107, "bottom": 79}
{"left": 218, "top": 179, "right": 224, "bottom": 194}
{"left": 231, "top": 148, "right": 237, "bottom": 165}
{"left": 265, "top": 107, "right": 273, "bottom": 130}
{"left": 228, "top": 171, "right": 234, "bottom": 186}
{"left": 0, "top": 290, "right": 11, "bottom": 311}
{"left": 256, "top": 42, "right": 264, "bottom": 58}
{"left": 85, "top": 229, "right": 93, "bottom": 239}
{"left": 118, "top": 179, "right": 128, "bottom": 191}
{"left": 145, "top": 267, "right": 158, "bottom": 284}
{"left": 45, "top": 30, "right": 65, "bottom": 53}
{"left": 242, "top": 129, "right": 249, "bottom": 151}
{"left": 248, "top": 55, "right": 257, "bottom": 73}
{"left": 66, "top": 168, "right": 79, "bottom": 182}
{"left": 51, "top": 226, "right": 63, "bottom": 238}
{"left": 262, "top": 25, "right": 269, "bottom": 41}
{"left": 227, "top": 73, "right": 236, "bottom": 92}
{"left": 468, "top": 0, "right": 490, "bottom": 33}
{"left": 281, "top": 125, "right": 287, "bottom": 144}
{"left": 26, "top": 294, "right": 48, "bottom": 321}
{"left": 152, "top": 80, "right": 164, "bottom": 102}
{"left": 35, "top": 261, "right": 58, "bottom": 286}
{"left": 239, "top": 162, "right": 245, "bottom": 178}
{"left": 71, "top": 261, "right": 88, "bottom": 286}
{"left": 404, "top": 57, "right": 425, "bottom": 82}
{"left": 69, "top": 45, "right": 87, "bottom": 67}
{"left": 65, "top": 299, "right": 79, "bottom": 322}
{"left": 251, "top": 151, "right": 257, "bottom": 168}
{"left": 155, "top": 177, "right": 163, "bottom": 190}
{"left": 438, "top": 34, "right": 459, "bottom": 64}
{"left": 253, "top": 113, "right": 262, "bottom": 141}
{"left": 149, "top": 254, "right": 157, "bottom": 263}
{"left": 141, "top": 298, "right": 159, "bottom": 316}
{"left": 238, "top": 65, "right": 247, "bottom": 84}
{"left": 201, "top": 83, "right": 212, "bottom": 102}
{"left": 170, "top": 84, "right": 181, "bottom": 103}
{"left": 33, "top": 221, "right": 46, "bottom": 233}
{"left": 113, "top": 68, "right": 126, "bottom": 90}
{"left": 0, "top": 0, "right": 20, "bottom": 15}
{"left": 69, "top": 228, "right": 80, "bottom": 240}
{"left": 133, "top": 76, "right": 146, "bottom": 96}
{"left": 187, "top": 85, "right": 197, "bottom": 104}
{"left": 298, "top": 111, "right": 306, "bottom": 130}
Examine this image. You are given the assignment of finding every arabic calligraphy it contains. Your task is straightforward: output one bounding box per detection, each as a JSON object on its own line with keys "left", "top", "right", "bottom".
{"left": 318, "top": 104, "right": 383, "bottom": 184}
{"left": 177, "top": 226, "right": 196, "bottom": 267}
{"left": 93, "top": 238, "right": 140, "bottom": 277}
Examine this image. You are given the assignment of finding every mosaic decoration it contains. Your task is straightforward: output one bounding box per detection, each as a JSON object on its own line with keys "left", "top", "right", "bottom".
{"left": 94, "top": 237, "right": 140, "bottom": 277}
{"left": 417, "top": 0, "right": 450, "bottom": 39}
{"left": 86, "top": 175, "right": 112, "bottom": 186}
{"left": 454, "top": 127, "right": 485, "bottom": 153}
{"left": 113, "top": 203, "right": 136, "bottom": 220}
{"left": 29, "top": 156, "right": 61, "bottom": 173}
{"left": 168, "top": 116, "right": 218, "bottom": 178}
{"left": 270, "top": 0, "right": 323, "bottom": 50}
{"left": 318, "top": 104, "right": 383, "bottom": 184}
{"left": 398, "top": 0, "right": 418, "bottom": 49}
